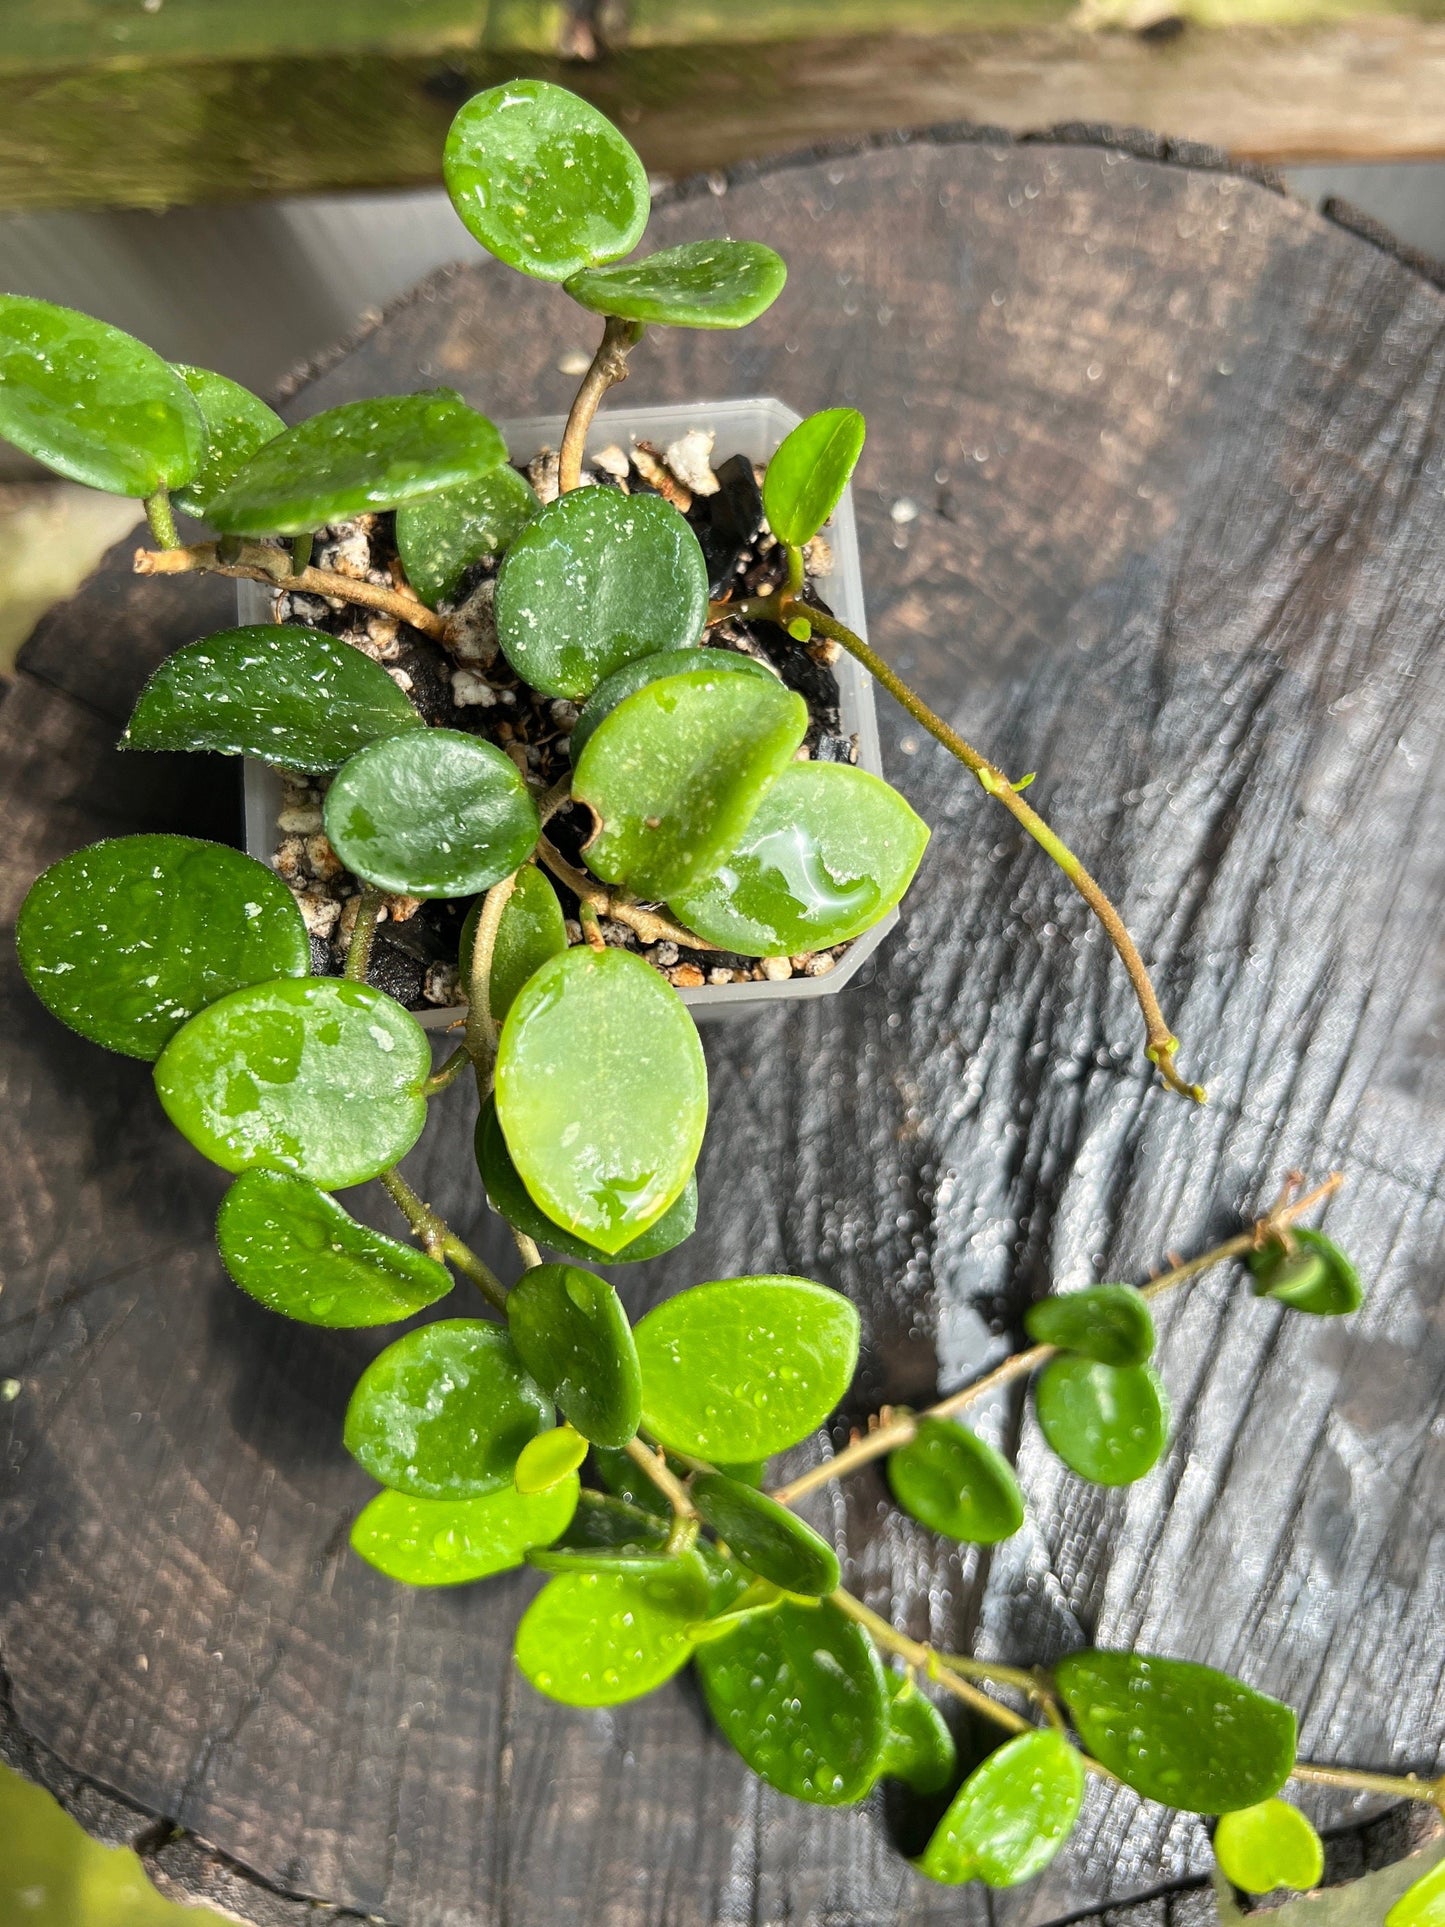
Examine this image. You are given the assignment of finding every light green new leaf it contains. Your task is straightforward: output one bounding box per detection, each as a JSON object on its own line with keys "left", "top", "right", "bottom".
{"left": 1034, "top": 1356, "right": 1169, "bottom": 1486}
{"left": 878, "top": 1671, "right": 957, "bottom": 1794}
{"left": 1248, "top": 1229, "right": 1364, "bottom": 1317}
{"left": 916, "top": 1731, "right": 1085, "bottom": 1887}
{"left": 887, "top": 1418, "right": 1025, "bottom": 1544}
{"left": 762, "top": 408, "right": 866, "bottom": 548}
{"left": 565, "top": 240, "right": 787, "bottom": 329}
{"left": 568, "top": 645, "right": 776, "bottom": 765}
{"left": 514, "top": 1424, "right": 590, "bottom": 1494}
{"left": 516, "top": 1553, "right": 709, "bottom": 1706}
{"left": 345, "top": 1319, "right": 552, "bottom": 1499}
{"left": 170, "top": 365, "right": 283, "bottom": 518}
{"left": 17, "top": 835, "right": 308, "bottom": 1061}
{"left": 460, "top": 865, "right": 568, "bottom": 1025}
{"left": 507, "top": 1263, "right": 642, "bottom": 1449}
{"left": 216, "top": 1170, "right": 451, "bottom": 1326}
{"left": 351, "top": 1478, "right": 578, "bottom": 1585}
{"left": 123, "top": 624, "right": 422, "bottom": 770}
{"left": 689, "top": 1473, "right": 839, "bottom": 1597}
{"left": 1024, "top": 1283, "right": 1155, "bottom": 1366}
{"left": 395, "top": 463, "right": 540, "bottom": 605}
{"left": 1388, "top": 1857, "right": 1445, "bottom": 1927}
{"left": 1215, "top": 1800, "right": 1325, "bottom": 1895}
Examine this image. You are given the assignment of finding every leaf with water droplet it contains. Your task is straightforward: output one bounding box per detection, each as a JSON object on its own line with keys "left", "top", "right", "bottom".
{"left": 324, "top": 729, "right": 539, "bottom": 898}
{"left": 565, "top": 240, "right": 787, "bottom": 329}
{"left": 18, "top": 835, "right": 308, "bottom": 1061}
{"left": 916, "top": 1730, "right": 1084, "bottom": 1886}
{"left": 495, "top": 946, "right": 707, "bottom": 1256}
{"left": 568, "top": 645, "right": 777, "bottom": 765}
{"left": 207, "top": 390, "right": 506, "bottom": 535}
{"left": 887, "top": 1417, "right": 1025, "bottom": 1544}
{"left": 123, "top": 624, "right": 422, "bottom": 770}
{"left": 696, "top": 1596, "right": 887, "bottom": 1804}
{"left": 444, "top": 80, "right": 649, "bottom": 283}
{"left": 553, "top": 1487, "right": 670, "bottom": 1551}
{"left": 460, "top": 866, "right": 568, "bottom": 1025}
{"left": 762, "top": 408, "right": 866, "bottom": 548}
{"left": 514, "top": 1423, "right": 590, "bottom": 1493}
{"left": 1025, "top": 1283, "right": 1155, "bottom": 1365}
{"left": 0, "top": 295, "right": 203, "bottom": 495}
{"left": 1034, "top": 1356, "right": 1169, "bottom": 1486}
{"left": 507, "top": 1262, "right": 642, "bottom": 1448}
{"left": 1054, "top": 1649, "right": 1297, "bottom": 1813}
{"left": 1248, "top": 1230, "right": 1363, "bottom": 1317}
{"left": 635, "top": 1274, "right": 859, "bottom": 1462}
{"left": 351, "top": 1477, "right": 578, "bottom": 1585}
{"left": 878, "top": 1671, "right": 957, "bottom": 1794}
{"left": 668, "top": 760, "right": 929, "bottom": 957}
{"left": 169, "top": 365, "right": 283, "bottom": 519}
{"left": 216, "top": 1170, "right": 451, "bottom": 1326}
{"left": 1387, "top": 1855, "right": 1445, "bottom": 1927}
{"left": 689, "top": 1472, "right": 839, "bottom": 1596}
{"left": 154, "top": 977, "right": 429, "bottom": 1186}
{"left": 395, "top": 462, "right": 540, "bottom": 605}
{"left": 574, "top": 671, "right": 808, "bottom": 901}
{"left": 515, "top": 1550, "right": 709, "bottom": 1706}
{"left": 1215, "top": 1799, "right": 1325, "bottom": 1895}
{"left": 345, "top": 1319, "right": 552, "bottom": 1499}
{"left": 495, "top": 487, "right": 709, "bottom": 700}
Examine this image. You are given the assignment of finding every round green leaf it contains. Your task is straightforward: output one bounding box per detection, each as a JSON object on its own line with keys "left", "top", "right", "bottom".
{"left": 395, "top": 463, "right": 540, "bottom": 605}
{"left": 460, "top": 865, "right": 568, "bottom": 1025}
{"left": 170, "top": 365, "right": 283, "bottom": 518}
{"left": 1388, "top": 1858, "right": 1445, "bottom": 1927}
{"left": 475, "top": 1094, "right": 697, "bottom": 1264}
{"left": 574, "top": 670, "right": 809, "bottom": 901}
{"left": 516, "top": 1553, "right": 708, "bottom": 1706}
{"left": 345, "top": 1319, "right": 552, "bottom": 1499}
{"left": 565, "top": 240, "right": 787, "bottom": 329}
{"left": 1034, "top": 1357, "right": 1169, "bottom": 1486}
{"left": 350, "top": 1477, "right": 578, "bottom": 1585}
{"left": 1054, "top": 1649, "right": 1298, "bottom": 1813}
{"left": 696, "top": 1596, "right": 888, "bottom": 1804}
{"left": 515, "top": 1423, "right": 590, "bottom": 1493}
{"left": 916, "top": 1731, "right": 1085, "bottom": 1887}
{"left": 495, "top": 945, "right": 707, "bottom": 1256}
{"left": 123, "top": 624, "right": 422, "bottom": 771}
{"left": 689, "top": 1472, "right": 839, "bottom": 1596}
{"left": 495, "top": 487, "right": 709, "bottom": 700}
{"left": 634, "top": 1275, "right": 859, "bottom": 1461}
{"left": 1215, "top": 1800, "right": 1325, "bottom": 1894}
{"left": 669, "top": 760, "right": 930, "bottom": 957}
{"left": 18, "top": 835, "right": 308, "bottom": 1061}
{"left": 0, "top": 294, "right": 203, "bottom": 496}
{"left": 507, "top": 1262, "right": 642, "bottom": 1448}
{"left": 878, "top": 1672, "right": 957, "bottom": 1795}
{"left": 887, "top": 1418, "right": 1025, "bottom": 1544}
{"left": 324, "top": 729, "right": 540, "bottom": 898}
{"left": 216, "top": 1169, "right": 451, "bottom": 1326}
{"left": 1248, "top": 1229, "right": 1363, "bottom": 1317}
{"left": 762, "top": 408, "right": 866, "bottom": 549}
{"left": 568, "top": 646, "right": 776, "bottom": 765}
{"left": 154, "top": 977, "right": 429, "bottom": 1187}
{"left": 443, "top": 80, "right": 649, "bottom": 283}
{"left": 1024, "top": 1283, "right": 1156, "bottom": 1366}
{"left": 207, "top": 390, "right": 507, "bottom": 536}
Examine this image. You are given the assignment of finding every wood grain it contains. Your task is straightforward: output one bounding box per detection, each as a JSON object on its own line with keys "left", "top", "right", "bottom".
{"left": 4, "top": 130, "right": 1445, "bottom": 1926}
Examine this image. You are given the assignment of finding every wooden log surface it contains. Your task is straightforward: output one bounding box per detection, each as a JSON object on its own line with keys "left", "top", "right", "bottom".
{"left": 3, "top": 127, "right": 1445, "bottom": 1926}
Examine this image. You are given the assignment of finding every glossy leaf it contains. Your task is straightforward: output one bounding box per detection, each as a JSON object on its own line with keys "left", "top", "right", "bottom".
{"left": 515, "top": 1553, "right": 709, "bottom": 1706}
{"left": 514, "top": 1423, "right": 590, "bottom": 1494}
{"left": 216, "top": 1170, "right": 451, "bottom": 1327}
{"left": 123, "top": 624, "right": 422, "bottom": 770}
{"left": 1034, "top": 1356, "right": 1169, "bottom": 1486}
{"left": 568, "top": 645, "right": 776, "bottom": 764}
{"left": 1214, "top": 1800, "right": 1325, "bottom": 1894}
{"left": 475, "top": 1095, "right": 698, "bottom": 1264}
{"left": 324, "top": 728, "right": 540, "bottom": 897}
{"left": 878, "top": 1672, "right": 957, "bottom": 1794}
{"left": 762, "top": 407, "right": 866, "bottom": 548}
{"left": 494, "top": 946, "right": 707, "bottom": 1256}
{"left": 17, "top": 834, "right": 308, "bottom": 1061}
{"left": 207, "top": 390, "right": 506, "bottom": 535}
{"left": 1025, "top": 1283, "right": 1155, "bottom": 1366}
{"left": 697, "top": 1597, "right": 888, "bottom": 1804}
{"left": 395, "top": 462, "right": 540, "bottom": 604}
{"left": 154, "top": 978, "right": 429, "bottom": 1187}
{"left": 574, "top": 670, "right": 809, "bottom": 901}
{"left": 670, "top": 759, "right": 931, "bottom": 957}
{"left": 1388, "top": 1857, "right": 1445, "bottom": 1927}
{"left": 507, "top": 1263, "right": 642, "bottom": 1448}
{"left": 344, "top": 1319, "right": 552, "bottom": 1499}
{"left": 1248, "top": 1229, "right": 1363, "bottom": 1317}
{"left": 565, "top": 240, "right": 787, "bottom": 329}
{"left": 350, "top": 1477, "right": 578, "bottom": 1585}
{"left": 887, "top": 1418, "right": 1025, "bottom": 1544}
{"left": 444, "top": 80, "right": 649, "bottom": 283}
{"left": 1054, "top": 1649, "right": 1297, "bottom": 1813}
{"left": 686, "top": 1578, "right": 788, "bottom": 1645}
{"left": 634, "top": 1275, "right": 859, "bottom": 1460}
{"left": 0, "top": 294, "right": 203, "bottom": 495}
{"left": 689, "top": 1472, "right": 839, "bottom": 1596}
{"left": 460, "top": 866, "right": 568, "bottom": 1025}
{"left": 916, "top": 1731, "right": 1085, "bottom": 1887}
{"left": 170, "top": 365, "right": 283, "bottom": 518}
{"left": 495, "top": 486, "right": 709, "bottom": 700}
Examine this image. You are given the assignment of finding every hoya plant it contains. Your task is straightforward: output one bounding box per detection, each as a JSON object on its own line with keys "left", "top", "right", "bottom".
{"left": 7, "top": 80, "right": 1442, "bottom": 1906}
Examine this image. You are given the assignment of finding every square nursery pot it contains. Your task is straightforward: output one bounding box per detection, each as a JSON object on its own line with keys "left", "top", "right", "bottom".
{"left": 241, "top": 397, "right": 889, "bottom": 1025}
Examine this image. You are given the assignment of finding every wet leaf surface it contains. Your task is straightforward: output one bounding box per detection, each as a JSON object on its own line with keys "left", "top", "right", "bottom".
{"left": 567, "top": 644, "right": 774, "bottom": 764}
{"left": 1024, "top": 1283, "right": 1156, "bottom": 1366}
{"left": 170, "top": 366, "right": 283, "bottom": 519}
{"left": 916, "top": 1731, "right": 1085, "bottom": 1886}
{"left": 460, "top": 865, "right": 568, "bottom": 1024}
{"left": 1215, "top": 1799, "right": 1326, "bottom": 1895}
{"left": 350, "top": 1478, "right": 578, "bottom": 1585}
{"left": 515, "top": 1552, "right": 709, "bottom": 1705}
{"left": 1034, "top": 1356, "right": 1169, "bottom": 1485}
{"left": 887, "top": 1417, "right": 1025, "bottom": 1544}
{"left": 565, "top": 240, "right": 787, "bottom": 329}
{"left": 395, "top": 462, "right": 540, "bottom": 604}
{"left": 1249, "top": 1229, "right": 1364, "bottom": 1317}
{"left": 878, "top": 1672, "right": 957, "bottom": 1794}
{"left": 689, "top": 1472, "right": 839, "bottom": 1595}
{"left": 507, "top": 1263, "right": 642, "bottom": 1448}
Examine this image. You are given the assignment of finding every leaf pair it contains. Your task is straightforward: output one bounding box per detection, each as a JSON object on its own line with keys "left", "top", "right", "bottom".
{"left": 1026, "top": 1284, "right": 1168, "bottom": 1486}
{"left": 1248, "top": 1230, "right": 1363, "bottom": 1317}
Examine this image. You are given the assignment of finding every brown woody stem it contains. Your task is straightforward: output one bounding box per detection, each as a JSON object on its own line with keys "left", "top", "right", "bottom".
{"left": 559, "top": 315, "right": 644, "bottom": 493}
{"left": 134, "top": 540, "right": 448, "bottom": 641}
{"left": 535, "top": 834, "right": 718, "bottom": 952}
